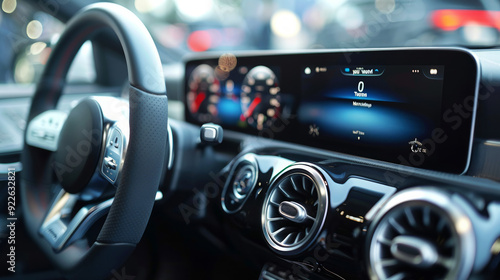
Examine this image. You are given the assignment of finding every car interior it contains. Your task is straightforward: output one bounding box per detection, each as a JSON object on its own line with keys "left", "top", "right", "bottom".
{"left": 2, "top": 0, "right": 500, "bottom": 279}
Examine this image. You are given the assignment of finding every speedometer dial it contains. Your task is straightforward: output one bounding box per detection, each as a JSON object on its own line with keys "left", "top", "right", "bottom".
{"left": 240, "top": 66, "right": 281, "bottom": 130}
{"left": 187, "top": 64, "right": 220, "bottom": 123}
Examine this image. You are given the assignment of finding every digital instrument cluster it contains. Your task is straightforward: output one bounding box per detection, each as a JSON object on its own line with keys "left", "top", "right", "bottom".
{"left": 184, "top": 49, "right": 479, "bottom": 174}
{"left": 186, "top": 62, "right": 289, "bottom": 131}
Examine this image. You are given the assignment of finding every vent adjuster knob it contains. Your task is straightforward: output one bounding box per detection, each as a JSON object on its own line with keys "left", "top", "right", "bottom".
{"left": 390, "top": 235, "right": 438, "bottom": 268}
{"left": 279, "top": 201, "right": 307, "bottom": 223}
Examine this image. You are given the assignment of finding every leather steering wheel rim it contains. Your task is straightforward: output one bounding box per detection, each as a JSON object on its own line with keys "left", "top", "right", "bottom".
{"left": 20, "top": 3, "right": 168, "bottom": 279}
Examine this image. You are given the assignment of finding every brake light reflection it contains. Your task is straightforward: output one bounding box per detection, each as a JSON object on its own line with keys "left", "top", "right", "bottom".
{"left": 432, "top": 9, "right": 500, "bottom": 31}
{"left": 187, "top": 30, "right": 212, "bottom": 52}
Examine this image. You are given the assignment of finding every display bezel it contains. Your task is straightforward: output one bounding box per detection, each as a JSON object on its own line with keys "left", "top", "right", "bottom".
{"left": 184, "top": 48, "right": 479, "bottom": 174}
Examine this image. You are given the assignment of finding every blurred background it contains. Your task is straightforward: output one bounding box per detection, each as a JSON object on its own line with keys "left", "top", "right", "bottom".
{"left": 2, "top": 0, "right": 500, "bottom": 85}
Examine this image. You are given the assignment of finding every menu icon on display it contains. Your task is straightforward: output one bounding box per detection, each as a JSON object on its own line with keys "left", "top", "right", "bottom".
{"left": 409, "top": 138, "right": 427, "bottom": 154}
{"left": 308, "top": 124, "right": 319, "bottom": 137}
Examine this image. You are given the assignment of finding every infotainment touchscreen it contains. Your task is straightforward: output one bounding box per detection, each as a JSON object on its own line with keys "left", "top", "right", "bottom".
{"left": 184, "top": 49, "right": 479, "bottom": 174}
{"left": 299, "top": 65, "right": 447, "bottom": 170}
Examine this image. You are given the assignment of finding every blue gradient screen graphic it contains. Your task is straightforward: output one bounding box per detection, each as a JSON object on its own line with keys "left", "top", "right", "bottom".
{"left": 299, "top": 65, "right": 444, "bottom": 161}
{"left": 299, "top": 101, "right": 429, "bottom": 145}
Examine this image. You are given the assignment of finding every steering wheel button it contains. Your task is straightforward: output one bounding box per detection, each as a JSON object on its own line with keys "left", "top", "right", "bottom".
{"left": 104, "top": 156, "right": 117, "bottom": 170}
{"left": 45, "top": 133, "right": 55, "bottom": 141}
{"left": 101, "top": 148, "right": 121, "bottom": 183}
{"left": 32, "top": 129, "right": 45, "bottom": 138}
{"left": 42, "top": 219, "right": 66, "bottom": 242}
{"left": 109, "top": 129, "right": 122, "bottom": 150}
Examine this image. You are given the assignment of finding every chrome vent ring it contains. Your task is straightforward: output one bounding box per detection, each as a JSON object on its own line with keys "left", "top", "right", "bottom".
{"left": 367, "top": 188, "right": 475, "bottom": 280}
{"left": 262, "top": 164, "right": 328, "bottom": 255}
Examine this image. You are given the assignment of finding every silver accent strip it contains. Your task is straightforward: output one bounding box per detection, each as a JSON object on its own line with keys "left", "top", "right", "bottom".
{"left": 167, "top": 124, "right": 174, "bottom": 170}
{"left": 461, "top": 50, "right": 481, "bottom": 175}
{"left": 484, "top": 140, "right": 500, "bottom": 147}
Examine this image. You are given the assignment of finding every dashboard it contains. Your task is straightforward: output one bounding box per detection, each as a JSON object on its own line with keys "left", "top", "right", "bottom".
{"left": 7, "top": 2, "right": 500, "bottom": 280}
{"left": 175, "top": 48, "right": 500, "bottom": 280}
{"left": 4, "top": 45, "right": 500, "bottom": 280}
{"left": 184, "top": 49, "right": 478, "bottom": 174}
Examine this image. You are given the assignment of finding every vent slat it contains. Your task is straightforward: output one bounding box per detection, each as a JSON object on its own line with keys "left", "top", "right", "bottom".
{"left": 294, "top": 231, "right": 303, "bottom": 244}
{"left": 388, "top": 217, "right": 406, "bottom": 235}
{"left": 423, "top": 206, "right": 431, "bottom": 227}
{"left": 282, "top": 232, "right": 296, "bottom": 245}
{"left": 279, "top": 184, "right": 293, "bottom": 199}
{"left": 436, "top": 256, "right": 455, "bottom": 270}
{"left": 379, "top": 259, "right": 398, "bottom": 267}
{"left": 436, "top": 217, "right": 447, "bottom": 233}
{"left": 386, "top": 272, "right": 405, "bottom": 280}
{"left": 290, "top": 177, "right": 300, "bottom": 193}
{"left": 377, "top": 237, "right": 392, "bottom": 246}
{"left": 404, "top": 208, "right": 417, "bottom": 228}
{"left": 271, "top": 227, "right": 287, "bottom": 237}
{"left": 443, "top": 236, "right": 456, "bottom": 248}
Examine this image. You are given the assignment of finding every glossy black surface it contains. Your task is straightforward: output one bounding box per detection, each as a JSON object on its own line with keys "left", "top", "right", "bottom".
{"left": 213, "top": 133, "right": 500, "bottom": 279}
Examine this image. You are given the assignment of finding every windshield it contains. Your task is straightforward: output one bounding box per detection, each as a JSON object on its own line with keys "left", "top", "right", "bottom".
{"left": 119, "top": 0, "right": 500, "bottom": 53}
{"left": 2, "top": 0, "right": 500, "bottom": 84}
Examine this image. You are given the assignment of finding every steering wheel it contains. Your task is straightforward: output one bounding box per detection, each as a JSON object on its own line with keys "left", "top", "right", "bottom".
{"left": 20, "top": 3, "right": 169, "bottom": 279}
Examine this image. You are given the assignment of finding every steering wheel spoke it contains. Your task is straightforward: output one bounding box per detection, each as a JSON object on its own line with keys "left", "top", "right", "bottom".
{"left": 25, "top": 110, "right": 68, "bottom": 151}
{"left": 39, "top": 190, "right": 112, "bottom": 252}
{"left": 40, "top": 188, "right": 164, "bottom": 252}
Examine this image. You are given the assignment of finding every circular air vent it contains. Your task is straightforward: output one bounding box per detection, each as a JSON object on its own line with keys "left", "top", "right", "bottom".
{"left": 367, "top": 188, "right": 475, "bottom": 280}
{"left": 262, "top": 164, "right": 328, "bottom": 255}
{"left": 222, "top": 154, "right": 258, "bottom": 214}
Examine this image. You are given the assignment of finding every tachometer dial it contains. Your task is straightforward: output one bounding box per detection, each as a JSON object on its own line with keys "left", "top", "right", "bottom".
{"left": 240, "top": 66, "right": 281, "bottom": 130}
{"left": 187, "top": 64, "right": 221, "bottom": 123}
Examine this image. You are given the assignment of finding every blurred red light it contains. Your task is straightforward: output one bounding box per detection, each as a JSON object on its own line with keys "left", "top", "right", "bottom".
{"left": 432, "top": 10, "right": 500, "bottom": 31}
{"left": 187, "top": 30, "right": 212, "bottom": 52}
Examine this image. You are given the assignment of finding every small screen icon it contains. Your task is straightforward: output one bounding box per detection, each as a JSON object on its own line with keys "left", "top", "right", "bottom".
{"left": 309, "top": 124, "right": 319, "bottom": 137}
{"left": 408, "top": 138, "right": 427, "bottom": 154}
